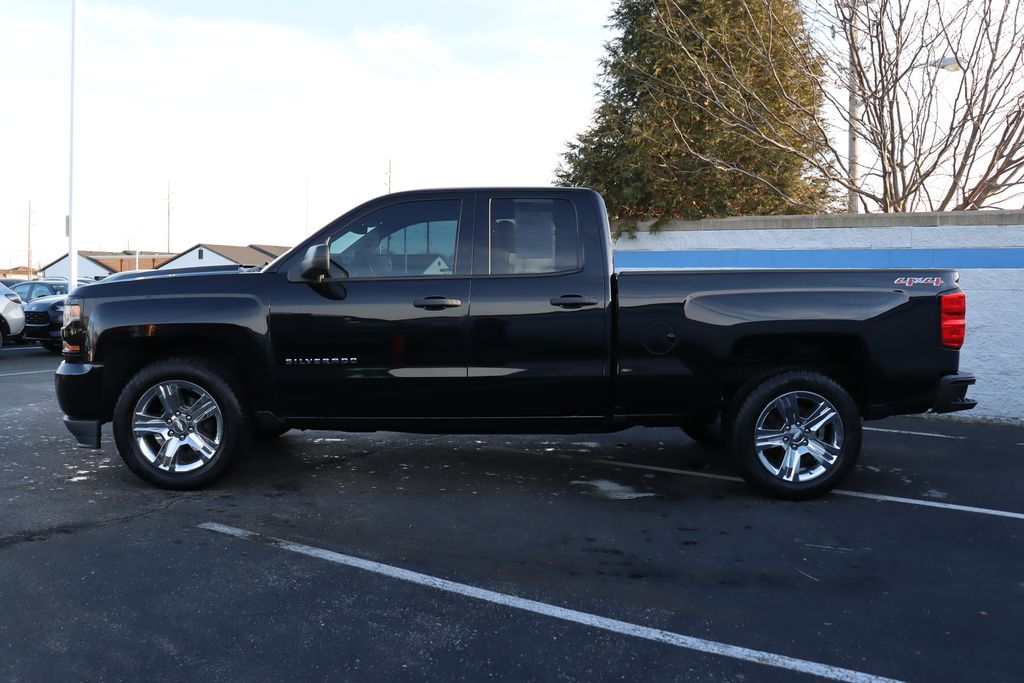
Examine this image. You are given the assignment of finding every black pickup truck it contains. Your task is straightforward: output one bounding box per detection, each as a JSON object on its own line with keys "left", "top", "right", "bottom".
{"left": 56, "top": 188, "right": 975, "bottom": 498}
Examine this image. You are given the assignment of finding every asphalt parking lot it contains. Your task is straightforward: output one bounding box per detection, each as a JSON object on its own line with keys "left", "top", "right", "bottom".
{"left": 1, "top": 344, "right": 1023, "bottom": 682}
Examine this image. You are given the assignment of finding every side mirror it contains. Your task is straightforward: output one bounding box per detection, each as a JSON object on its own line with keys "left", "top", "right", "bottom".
{"left": 299, "top": 244, "right": 330, "bottom": 281}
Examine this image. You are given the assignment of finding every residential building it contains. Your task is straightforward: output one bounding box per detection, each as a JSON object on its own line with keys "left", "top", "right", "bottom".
{"left": 157, "top": 243, "right": 289, "bottom": 269}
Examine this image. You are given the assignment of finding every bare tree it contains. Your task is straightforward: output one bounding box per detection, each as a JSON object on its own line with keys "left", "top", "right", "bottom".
{"left": 642, "top": 0, "right": 1024, "bottom": 212}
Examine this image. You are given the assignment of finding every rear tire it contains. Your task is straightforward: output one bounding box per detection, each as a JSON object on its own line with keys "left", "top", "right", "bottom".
{"left": 730, "top": 370, "right": 861, "bottom": 500}
{"left": 112, "top": 358, "right": 250, "bottom": 489}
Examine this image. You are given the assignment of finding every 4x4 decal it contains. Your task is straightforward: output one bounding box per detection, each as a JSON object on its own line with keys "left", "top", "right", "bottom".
{"left": 894, "top": 276, "right": 943, "bottom": 287}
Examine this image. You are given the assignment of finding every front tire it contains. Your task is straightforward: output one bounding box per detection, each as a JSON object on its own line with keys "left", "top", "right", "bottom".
{"left": 112, "top": 358, "right": 250, "bottom": 489}
{"left": 730, "top": 370, "right": 861, "bottom": 500}
{"left": 43, "top": 341, "right": 62, "bottom": 353}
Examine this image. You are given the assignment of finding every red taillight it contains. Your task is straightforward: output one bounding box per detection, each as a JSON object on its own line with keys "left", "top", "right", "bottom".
{"left": 940, "top": 291, "right": 966, "bottom": 349}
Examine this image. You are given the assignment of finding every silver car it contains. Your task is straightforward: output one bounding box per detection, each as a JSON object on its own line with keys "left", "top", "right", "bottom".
{"left": 0, "top": 283, "right": 26, "bottom": 347}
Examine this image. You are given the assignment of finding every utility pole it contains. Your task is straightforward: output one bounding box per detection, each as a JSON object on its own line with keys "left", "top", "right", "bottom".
{"left": 386, "top": 159, "right": 392, "bottom": 194}
{"left": 27, "top": 201, "right": 33, "bottom": 280}
{"left": 847, "top": 1, "right": 860, "bottom": 214}
{"left": 165, "top": 181, "right": 172, "bottom": 253}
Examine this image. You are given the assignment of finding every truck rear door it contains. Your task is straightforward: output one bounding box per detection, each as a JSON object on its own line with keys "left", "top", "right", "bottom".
{"left": 464, "top": 190, "right": 612, "bottom": 417}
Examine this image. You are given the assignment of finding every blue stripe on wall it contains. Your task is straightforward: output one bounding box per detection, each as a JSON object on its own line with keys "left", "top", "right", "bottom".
{"left": 613, "top": 247, "right": 1024, "bottom": 270}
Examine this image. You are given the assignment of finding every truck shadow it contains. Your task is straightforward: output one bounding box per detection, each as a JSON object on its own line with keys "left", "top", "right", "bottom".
{"left": 228, "top": 428, "right": 740, "bottom": 503}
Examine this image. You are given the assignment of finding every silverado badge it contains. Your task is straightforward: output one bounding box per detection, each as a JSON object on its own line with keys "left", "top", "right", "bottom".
{"left": 284, "top": 357, "right": 357, "bottom": 366}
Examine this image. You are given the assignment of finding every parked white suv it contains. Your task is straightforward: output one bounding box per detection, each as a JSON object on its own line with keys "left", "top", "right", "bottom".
{"left": 0, "top": 283, "right": 26, "bottom": 347}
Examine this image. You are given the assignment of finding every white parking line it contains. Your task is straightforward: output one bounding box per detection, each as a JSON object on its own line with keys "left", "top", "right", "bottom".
{"left": 0, "top": 346, "right": 43, "bottom": 352}
{"left": 831, "top": 489, "right": 1024, "bottom": 520}
{"left": 199, "top": 522, "right": 901, "bottom": 683}
{"left": 588, "top": 458, "right": 742, "bottom": 483}
{"left": 0, "top": 370, "right": 53, "bottom": 378}
{"left": 864, "top": 427, "right": 965, "bottom": 440}
{"left": 586, "top": 459, "right": 1024, "bottom": 522}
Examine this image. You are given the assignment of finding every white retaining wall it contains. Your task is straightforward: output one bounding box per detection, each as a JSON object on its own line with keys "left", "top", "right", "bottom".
{"left": 612, "top": 211, "right": 1024, "bottom": 424}
{"left": 955, "top": 269, "right": 1024, "bottom": 423}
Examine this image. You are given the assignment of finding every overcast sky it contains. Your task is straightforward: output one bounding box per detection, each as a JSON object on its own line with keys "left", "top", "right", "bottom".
{"left": 0, "top": 0, "right": 614, "bottom": 269}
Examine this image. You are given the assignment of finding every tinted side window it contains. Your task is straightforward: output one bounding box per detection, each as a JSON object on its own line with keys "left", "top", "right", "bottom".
{"left": 487, "top": 198, "right": 579, "bottom": 275}
{"left": 329, "top": 200, "right": 460, "bottom": 278}
{"left": 12, "top": 283, "right": 31, "bottom": 300}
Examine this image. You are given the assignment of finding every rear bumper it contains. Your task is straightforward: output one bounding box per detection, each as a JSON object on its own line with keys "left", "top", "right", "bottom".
{"left": 56, "top": 361, "right": 105, "bottom": 448}
{"left": 932, "top": 373, "right": 976, "bottom": 414}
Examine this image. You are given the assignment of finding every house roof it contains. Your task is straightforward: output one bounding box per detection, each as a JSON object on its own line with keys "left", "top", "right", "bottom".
{"left": 249, "top": 244, "right": 290, "bottom": 258}
{"left": 38, "top": 250, "right": 177, "bottom": 273}
{"left": 158, "top": 243, "right": 291, "bottom": 269}
{"left": 0, "top": 265, "right": 35, "bottom": 276}
{"left": 37, "top": 251, "right": 108, "bottom": 273}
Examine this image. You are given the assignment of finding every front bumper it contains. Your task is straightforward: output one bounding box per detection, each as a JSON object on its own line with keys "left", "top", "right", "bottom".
{"left": 22, "top": 311, "right": 61, "bottom": 342}
{"left": 23, "top": 326, "right": 60, "bottom": 342}
{"left": 932, "top": 373, "right": 976, "bottom": 414}
{"left": 63, "top": 416, "right": 101, "bottom": 449}
{"left": 56, "top": 361, "right": 105, "bottom": 448}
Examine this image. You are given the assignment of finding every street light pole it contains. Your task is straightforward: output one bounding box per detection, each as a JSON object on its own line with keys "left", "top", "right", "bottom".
{"left": 27, "top": 201, "right": 33, "bottom": 280}
{"left": 67, "top": 0, "right": 79, "bottom": 285}
{"left": 165, "top": 181, "right": 171, "bottom": 253}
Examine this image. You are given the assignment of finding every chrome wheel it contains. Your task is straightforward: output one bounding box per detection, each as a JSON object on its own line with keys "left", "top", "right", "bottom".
{"left": 132, "top": 379, "right": 223, "bottom": 473}
{"left": 753, "top": 390, "right": 844, "bottom": 483}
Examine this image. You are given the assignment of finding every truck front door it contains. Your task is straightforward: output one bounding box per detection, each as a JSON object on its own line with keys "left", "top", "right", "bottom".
{"left": 269, "top": 193, "right": 474, "bottom": 418}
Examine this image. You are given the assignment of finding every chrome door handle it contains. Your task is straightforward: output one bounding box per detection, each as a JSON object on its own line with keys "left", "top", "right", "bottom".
{"left": 413, "top": 296, "right": 462, "bottom": 310}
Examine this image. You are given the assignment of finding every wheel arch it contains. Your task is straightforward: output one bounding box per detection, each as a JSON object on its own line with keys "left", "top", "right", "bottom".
{"left": 95, "top": 328, "right": 267, "bottom": 422}
{"left": 724, "top": 333, "right": 870, "bottom": 411}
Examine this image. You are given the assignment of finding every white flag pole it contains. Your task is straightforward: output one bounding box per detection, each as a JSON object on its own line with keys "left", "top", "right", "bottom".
{"left": 67, "top": 0, "right": 78, "bottom": 286}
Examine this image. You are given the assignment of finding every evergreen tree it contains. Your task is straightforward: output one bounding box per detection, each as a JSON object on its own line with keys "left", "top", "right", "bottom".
{"left": 557, "top": 0, "right": 835, "bottom": 230}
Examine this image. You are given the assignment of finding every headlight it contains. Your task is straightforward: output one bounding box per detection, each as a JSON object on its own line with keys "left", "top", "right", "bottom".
{"left": 62, "top": 301, "right": 81, "bottom": 328}
{"left": 54, "top": 303, "right": 64, "bottom": 313}
{"left": 62, "top": 299, "right": 84, "bottom": 356}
